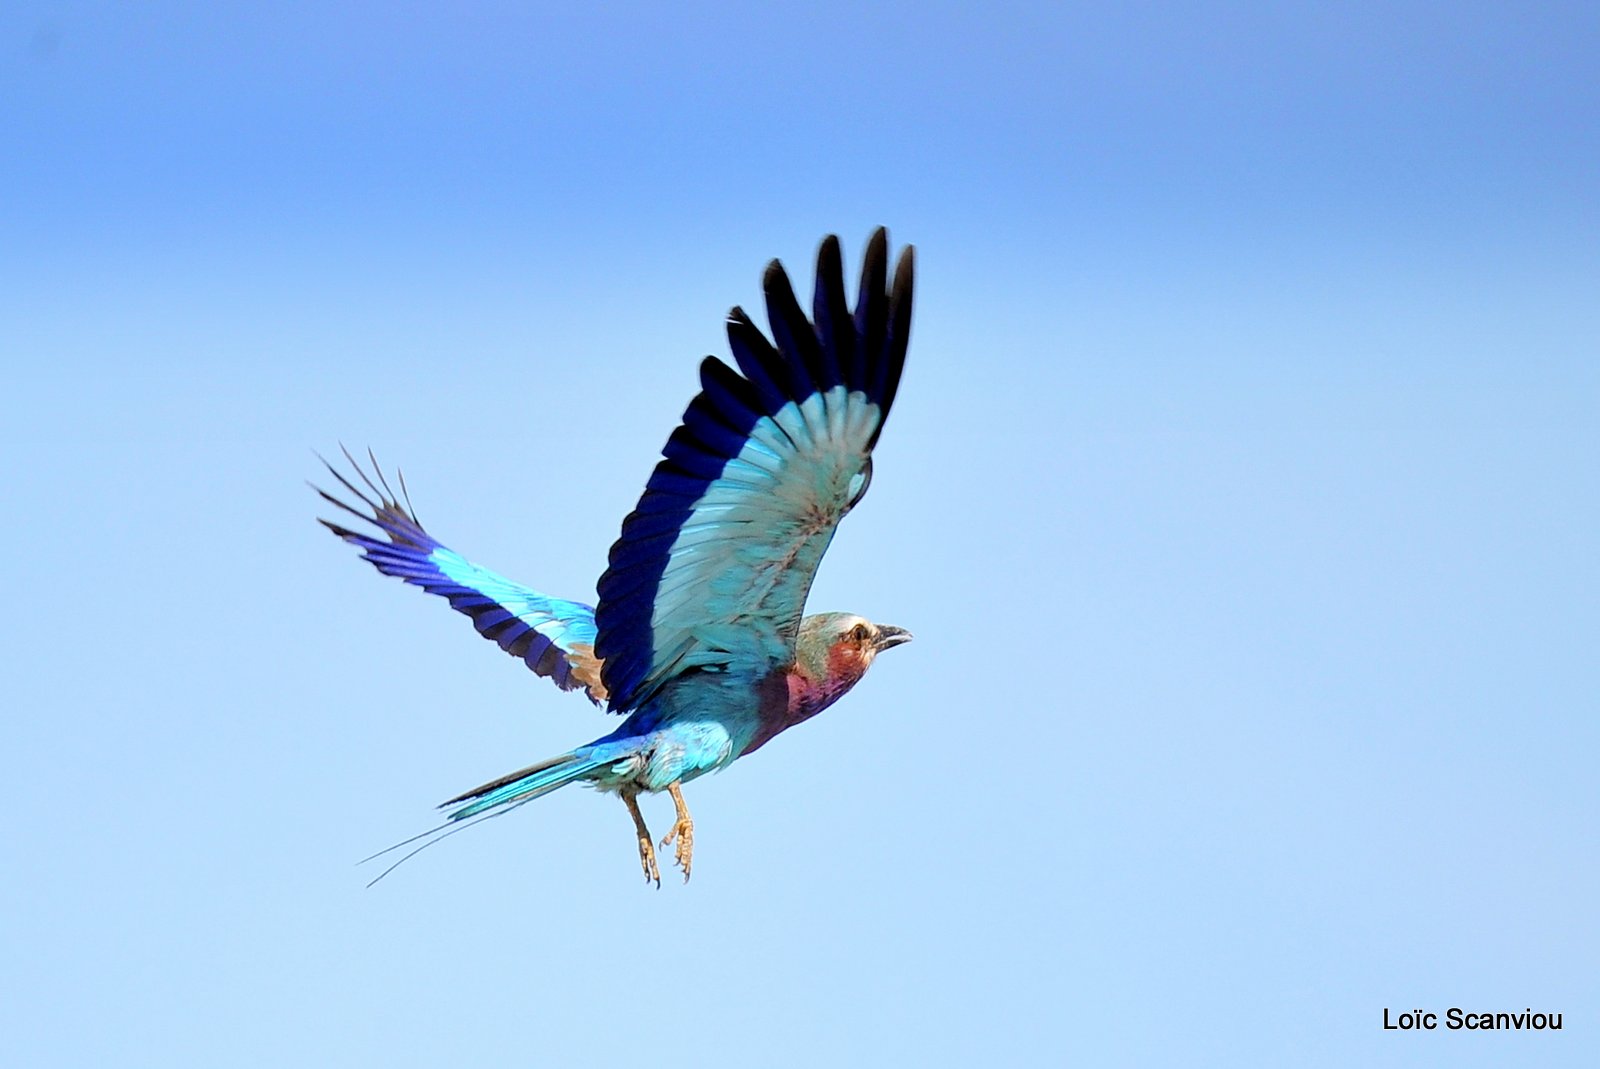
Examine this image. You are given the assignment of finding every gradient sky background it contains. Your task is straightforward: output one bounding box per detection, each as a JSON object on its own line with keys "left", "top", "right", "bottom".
{"left": 3, "top": 4, "right": 1596, "bottom": 1066}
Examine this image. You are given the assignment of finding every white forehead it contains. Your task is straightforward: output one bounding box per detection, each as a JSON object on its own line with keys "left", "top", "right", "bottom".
{"left": 801, "top": 611, "right": 871, "bottom": 638}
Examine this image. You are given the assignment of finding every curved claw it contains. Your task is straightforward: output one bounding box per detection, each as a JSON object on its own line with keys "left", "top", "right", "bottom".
{"left": 662, "top": 782, "right": 695, "bottom": 882}
{"left": 621, "top": 790, "right": 661, "bottom": 889}
{"left": 638, "top": 836, "right": 660, "bottom": 887}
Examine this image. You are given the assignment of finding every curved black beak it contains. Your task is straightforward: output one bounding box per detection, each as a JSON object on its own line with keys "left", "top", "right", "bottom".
{"left": 873, "top": 624, "right": 913, "bottom": 652}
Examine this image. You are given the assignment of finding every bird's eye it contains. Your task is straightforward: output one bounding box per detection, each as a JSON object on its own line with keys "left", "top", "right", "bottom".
{"left": 851, "top": 623, "right": 871, "bottom": 643}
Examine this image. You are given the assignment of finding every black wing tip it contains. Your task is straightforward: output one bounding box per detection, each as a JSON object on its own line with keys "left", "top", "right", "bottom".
{"left": 311, "top": 445, "right": 431, "bottom": 545}
{"left": 770, "top": 228, "right": 903, "bottom": 296}
{"left": 762, "top": 257, "right": 795, "bottom": 299}
{"left": 889, "top": 243, "right": 915, "bottom": 332}
{"left": 892, "top": 242, "right": 915, "bottom": 289}
{"left": 762, "top": 230, "right": 914, "bottom": 402}
{"left": 862, "top": 228, "right": 889, "bottom": 273}
{"left": 813, "top": 237, "right": 846, "bottom": 294}
{"left": 318, "top": 516, "right": 358, "bottom": 539}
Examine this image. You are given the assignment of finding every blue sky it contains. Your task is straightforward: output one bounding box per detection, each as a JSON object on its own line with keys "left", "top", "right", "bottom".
{"left": 3, "top": 4, "right": 1596, "bottom": 1066}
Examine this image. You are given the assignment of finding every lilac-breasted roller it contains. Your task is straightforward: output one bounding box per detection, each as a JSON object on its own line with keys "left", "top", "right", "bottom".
{"left": 317, "top": 230, "right": 913, "bottom": 885}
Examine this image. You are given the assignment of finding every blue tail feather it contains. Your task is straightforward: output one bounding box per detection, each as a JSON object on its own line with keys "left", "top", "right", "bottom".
{"left": 360, "top": 736, "right": 652, "bottom": 886}
{"left": 443, "top": 752, "right": 608, "bottom": 820}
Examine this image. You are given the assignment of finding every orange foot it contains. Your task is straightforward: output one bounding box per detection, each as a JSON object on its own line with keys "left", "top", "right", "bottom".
{"left": 660, "top": 782, "right": 695, "bottom": 882}
{"left": 621, "top": 790, "right": 660, "bottom": 888}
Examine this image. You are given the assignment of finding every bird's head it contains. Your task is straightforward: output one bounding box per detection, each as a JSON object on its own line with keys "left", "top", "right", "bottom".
{"left": 796, "top": 612, "right": 913, "bottom": 688}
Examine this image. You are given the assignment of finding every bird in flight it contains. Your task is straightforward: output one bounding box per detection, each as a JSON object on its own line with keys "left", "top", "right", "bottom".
{"left": 316, "top": 229, "right": 914, "bottom": 886}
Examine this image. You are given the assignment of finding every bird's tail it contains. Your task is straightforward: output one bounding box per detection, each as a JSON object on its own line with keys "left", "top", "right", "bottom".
{"left": 440, "top": 751, "right": 608, "bottom": 821}
{"left": 358, "top": 748, "right": 615, "bottom": 886}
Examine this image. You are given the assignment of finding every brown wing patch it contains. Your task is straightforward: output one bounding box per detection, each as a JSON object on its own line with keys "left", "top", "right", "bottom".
{"left": 568, "top": 642, "right": 609, "bottom": 703}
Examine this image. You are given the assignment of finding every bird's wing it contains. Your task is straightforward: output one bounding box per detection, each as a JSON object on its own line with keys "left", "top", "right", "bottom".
{"left": 314, "top": 451, "right": 607, "bottom": 703}
{"left": 595, "top": 229, "right": 914, "bottom": 713}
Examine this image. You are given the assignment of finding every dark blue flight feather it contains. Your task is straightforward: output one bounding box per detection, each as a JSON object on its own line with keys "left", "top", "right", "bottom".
{"left": 314, "top": 451, "right": 607, "bottom": 703}
{"left": 593, "top": 228, "right": 914, "bottom": 712}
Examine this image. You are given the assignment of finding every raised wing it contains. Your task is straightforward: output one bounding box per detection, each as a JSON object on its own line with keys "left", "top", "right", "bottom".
{"left": 314, "top": 451, "right": 607, "bottom": 703}
{"left": 594, "top": 229, "right": 914, "bottom": 712}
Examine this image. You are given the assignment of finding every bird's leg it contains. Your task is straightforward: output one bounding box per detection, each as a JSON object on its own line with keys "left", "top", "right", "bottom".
{"left": 659, "top": 781, "right": 695, "bottom": 882}
{"left": 621, "top": 789, "right": 659, "bottom": 888}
